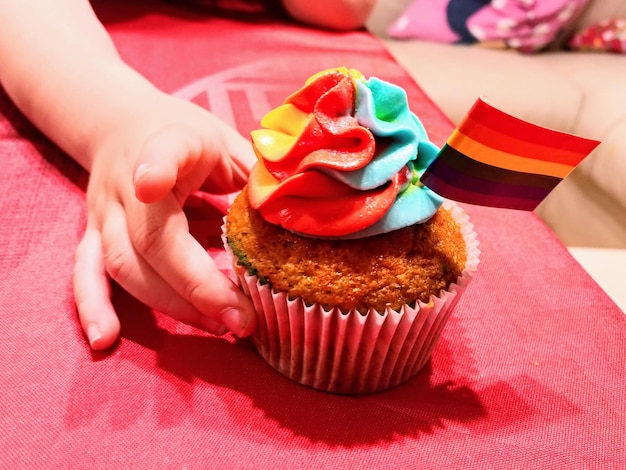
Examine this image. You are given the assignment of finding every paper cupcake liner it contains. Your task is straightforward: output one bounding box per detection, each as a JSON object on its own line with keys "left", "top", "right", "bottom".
{"left": 223, "top": 200, "right": 479, "bottom": 394}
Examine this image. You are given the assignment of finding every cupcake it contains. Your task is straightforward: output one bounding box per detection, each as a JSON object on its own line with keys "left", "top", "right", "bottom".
{"left": 224, "top": 68, "right": 479, "bottom": 394}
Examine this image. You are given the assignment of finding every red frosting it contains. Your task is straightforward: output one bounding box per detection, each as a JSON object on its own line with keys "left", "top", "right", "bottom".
{"left": 248, "top": 69, "right": 407, "bottom": 237}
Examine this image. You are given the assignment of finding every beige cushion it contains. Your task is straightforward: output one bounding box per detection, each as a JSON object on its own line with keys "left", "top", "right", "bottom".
{"left": 576, "top": 0, "right": 626, "bottom": 30}
{"left": 537, "top": 116, "right": 626, "bottom": 249}
{"left": 580, "top": 117, "right": 626, "bottom": 204}
{"left": 536, "top": 163, "right": 626, "bottom": 248}
{"left": 380, "top": 39, "right": 582, "bottom": 132}
{"left": 537, "top": 53, "right": 626, "bottom": 139}
{"left": 366, "top": 0, "right": 414, "bottom": 38}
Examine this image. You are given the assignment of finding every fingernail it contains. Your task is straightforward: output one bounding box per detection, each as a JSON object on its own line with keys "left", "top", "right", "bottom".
{"left": 220, "top": 308, "right": 251, "bottom": 336}
{"left": 87, "top": 322, "right": 102, "bottom": 347}
{"left": 199, "top": 316, "right": 227, "bottom": 336}
{"left": 133, "top": 163, "right": 151, "bottom": 184}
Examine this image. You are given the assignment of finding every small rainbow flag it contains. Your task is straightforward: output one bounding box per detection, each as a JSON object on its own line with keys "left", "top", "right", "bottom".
{"left": 420, "top": 98, "right": 600, "bottom": 211}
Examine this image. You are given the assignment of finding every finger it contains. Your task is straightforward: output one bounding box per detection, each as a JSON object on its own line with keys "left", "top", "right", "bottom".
{"left": 135, "top": 122, "right": 255, "bottom": 203}
{"left": 133, "top": 127, "right": 192, "bottom": 204}
{"left": 197, "top": 119, "right": 257, "bottom": 193}
{"left": 128, "top": 195, "right": 256, "bottom": 337}
{"left": 218, "top": 123, "right": 257, "bottom": 187}
{"left": 132, "top": 124, "right": 225, "bottom": 203}
{"left": 100, "top": 202, "right": 229, "bottom": 336}
{"left": 73, "top": 227, "right": 121, "bottom": 350}
{"left": 192, "top": 114, "right": 256, "bottom": 191}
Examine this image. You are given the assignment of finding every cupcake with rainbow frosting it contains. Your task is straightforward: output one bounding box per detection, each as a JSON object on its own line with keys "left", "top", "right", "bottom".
{"left": 224, "top": 67, "right": 479, "bottom": 394}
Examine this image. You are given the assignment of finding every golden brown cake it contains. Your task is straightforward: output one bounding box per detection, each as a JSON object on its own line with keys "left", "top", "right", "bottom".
{"left": 226, "top": 188, "right": 467, "bottom": 313}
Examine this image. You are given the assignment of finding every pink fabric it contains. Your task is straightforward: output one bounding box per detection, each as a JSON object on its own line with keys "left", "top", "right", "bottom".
{"left": 1, "top": 1, "right": 625, "bottom": 467}
{"left": 388, "top": 0, "right": 460, "bottom": 42}
{"left": 389, "top": 0, "right": 589, "bottom": 52}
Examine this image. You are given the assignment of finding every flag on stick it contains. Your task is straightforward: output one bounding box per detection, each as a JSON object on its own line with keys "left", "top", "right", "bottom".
{"left": 420, "top": 98, "right": 600, "bottom": 210}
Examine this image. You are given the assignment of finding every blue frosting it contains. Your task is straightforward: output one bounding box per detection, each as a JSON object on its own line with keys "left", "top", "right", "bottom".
{"left": 327, "top": 77, "right": 443, "bottom": 239}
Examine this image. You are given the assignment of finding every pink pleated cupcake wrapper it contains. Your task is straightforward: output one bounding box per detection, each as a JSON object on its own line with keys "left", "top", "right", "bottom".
{"left": 223, "top": 200, "right": 480, "bottom": 394}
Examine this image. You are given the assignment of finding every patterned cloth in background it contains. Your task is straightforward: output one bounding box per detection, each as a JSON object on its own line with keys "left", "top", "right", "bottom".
{"left": 388, "top": 0, "right": 589, "bottom": 53}
{"left": 569, "top": 18, "right": 626, "bottom": 53}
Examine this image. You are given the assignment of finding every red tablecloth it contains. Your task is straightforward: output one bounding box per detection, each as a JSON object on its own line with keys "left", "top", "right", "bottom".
{"left": 1, "top": 1, "right": 624, "bottom": 468}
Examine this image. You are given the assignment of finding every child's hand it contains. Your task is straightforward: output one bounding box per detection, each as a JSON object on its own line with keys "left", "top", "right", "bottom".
{"left": 1, "top": 0, "right": 377, "bottom": 353}
{"left": 73, "top": 92, "right": 257, "bottom": 350}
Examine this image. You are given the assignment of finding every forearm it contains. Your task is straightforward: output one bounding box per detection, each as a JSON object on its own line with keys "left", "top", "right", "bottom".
{"left": 281, "top": 0, "right": 376, "bottom": 31}
{"left": 0, "top": 0, "right": 160, "bottom": 171}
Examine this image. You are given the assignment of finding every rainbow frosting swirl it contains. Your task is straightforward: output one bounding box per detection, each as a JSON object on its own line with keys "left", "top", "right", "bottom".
{"left": 247, "top": 67, "right": 443, "bottom": 239}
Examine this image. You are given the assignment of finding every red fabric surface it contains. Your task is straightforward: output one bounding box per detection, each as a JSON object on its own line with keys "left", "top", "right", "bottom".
{"left": 1, "top": 1, "right": 625, "bottom": 468}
